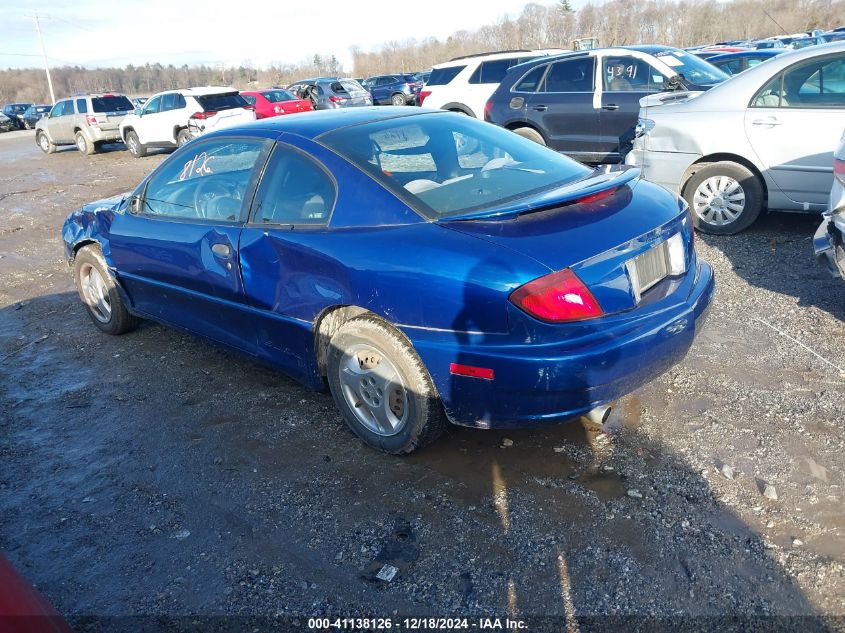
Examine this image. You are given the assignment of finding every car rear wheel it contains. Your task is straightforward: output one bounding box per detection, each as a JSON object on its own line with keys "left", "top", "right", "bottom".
{"left": 126, "top": 131, "right": 147, "bottom": 158}
{"left": 36, "top": 131, "right": 55, "bottom": 154}
{"left": 75, "top": 132, "right": 95, "bottom": 156}
{"left": 390, "top": 93, "right": 406, "bottom": 106}
{"left": 513, "top": 126, "right": 546, "bottom": 146}
{"left": 73, "top": 245, "right": 139, "bottom": 335}
{"left": 684, "top": 162, "right": 763, "bottom": 235}
{"left": 176, "top": 129, "right": 191, "bottom": 147}
{"left": 326, "top": 316, "right": 447, "bottom": 454}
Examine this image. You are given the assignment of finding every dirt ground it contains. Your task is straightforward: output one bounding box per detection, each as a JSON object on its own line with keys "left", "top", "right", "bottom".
{"left": 1, "top": 128, "right": 844, "bottom": 632}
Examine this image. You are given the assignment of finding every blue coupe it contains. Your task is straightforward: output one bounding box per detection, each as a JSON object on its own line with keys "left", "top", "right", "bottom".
{"left": 62, "top": 107, "right": 714, "bottom": 454}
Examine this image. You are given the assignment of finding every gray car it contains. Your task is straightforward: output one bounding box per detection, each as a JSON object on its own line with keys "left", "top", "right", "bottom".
{"left": 287, "top": 78, "right": 372, "bottom": 110}
{"left": 627, "top": 41, "right": 845, "bottom": 234}
{"left": 35, "top": 93, "right": 134, "bottom": 155}
{"left": 814, "top": 131, "right": 845, "bottom": 278}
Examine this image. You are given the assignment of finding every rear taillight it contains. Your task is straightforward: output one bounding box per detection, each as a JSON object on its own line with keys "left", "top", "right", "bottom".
{"left": 329, "top": 95, "right": 347, "bottom": 103}
{"left": 509, "top": 268, "right": 604, "bottom": 322}
{"left": 85, "top": 115, "right": 99, "bottom": 126}
{"left": 419, "top": 90, "right": 431, "bottom": 105}
{"left": 274, "top": 105, "right": 282, "bottom": 113}
{"left": 484, "top": 100, "right": 493, "bottom": 121}
{"left": 244, "top": 104, "right": 255, "bottom": 111}
{"left": 835, "top": 158, "right": 845, "bottom": 186}
{"left": 191, "top": 111, "right": 217, "bottom": 119}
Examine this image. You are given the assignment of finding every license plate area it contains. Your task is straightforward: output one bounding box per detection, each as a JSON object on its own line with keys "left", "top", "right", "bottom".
{"left": 627, "top": 240, "right": 671, "bottom": 303}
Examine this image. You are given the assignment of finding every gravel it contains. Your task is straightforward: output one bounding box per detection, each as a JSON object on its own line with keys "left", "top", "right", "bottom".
{"left": 0, "top": 130, "right": 843, "bottom": 629}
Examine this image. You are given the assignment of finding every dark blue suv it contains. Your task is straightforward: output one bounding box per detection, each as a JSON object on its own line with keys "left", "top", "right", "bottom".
{"left": 365, "top": 74, "right": 418, "bottom": 106}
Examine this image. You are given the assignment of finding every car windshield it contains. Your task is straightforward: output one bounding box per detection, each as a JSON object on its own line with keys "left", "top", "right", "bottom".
{"left": 9, "top": 104, "right": 28, "bottom": 113}
{"left": 91, "top": 96, "right": 133, "bottom": 113}
{"left": 652, "top": 49, "right": 729, "bottom": 85}
{"left": 320, "top": 112, "right": 592, "bottom": 220}
{"left": 261, "top": 90, "right": 297, "bottom": 103}
{"left": 196, "top": 93, "right": 248, "bottom": 111}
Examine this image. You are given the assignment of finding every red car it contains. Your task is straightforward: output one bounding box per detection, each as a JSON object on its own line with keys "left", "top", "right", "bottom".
{"left": 240, "top": 89, "right": 314, "bottom": 119}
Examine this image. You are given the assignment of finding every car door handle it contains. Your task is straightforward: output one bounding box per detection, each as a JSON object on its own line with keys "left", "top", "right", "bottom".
{"left": 752, "top": 117, "right": 783, "bottom": 126}
{"left": 533, "top": 105, "right": 548, "bottom": 112}
{"left": 602, "top": 104, "right": 620, "bottom": 110}
{"left": 211, "top": 243, "right": 231, "bottom": 258}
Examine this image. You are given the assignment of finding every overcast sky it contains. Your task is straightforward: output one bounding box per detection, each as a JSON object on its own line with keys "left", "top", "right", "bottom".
{"left": 1, "top": 0, "right": 574, "bottom": 71}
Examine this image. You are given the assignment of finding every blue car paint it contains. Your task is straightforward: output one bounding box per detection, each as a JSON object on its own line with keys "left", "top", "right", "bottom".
{"left": 62, "top": 107, "right": 715, "bottom": 429}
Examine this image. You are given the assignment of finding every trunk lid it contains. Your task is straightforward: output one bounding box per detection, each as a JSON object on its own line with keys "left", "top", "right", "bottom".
{"left": 440, "top": 177, "right": 693, "bottom": 315}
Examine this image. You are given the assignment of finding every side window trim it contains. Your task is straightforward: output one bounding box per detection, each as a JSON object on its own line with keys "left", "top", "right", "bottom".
{"left": 749, "top": 52, "right": 845, "bottom": 109}
{"left": 246, "top": 141, "right": 338, "bottom": 228}
{"left": 135, "top": 136, "right": 271, "bottom": 225}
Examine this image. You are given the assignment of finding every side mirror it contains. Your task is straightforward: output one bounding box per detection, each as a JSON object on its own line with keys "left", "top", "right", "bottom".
{"left": 134, "top": 108, "right": 142, "bottom": 116}
{"left": 662, "top": 74, "right": 684, "bottom": 91}
{"left": 129, "top": 195, "right": 142, "bottom": 214}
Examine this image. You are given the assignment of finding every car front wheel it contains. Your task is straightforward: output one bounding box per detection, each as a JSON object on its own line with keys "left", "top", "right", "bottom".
{"left": 73, "top": 245, "right": 139, "bottom": 335}
{"left": 176, "top": 128, "right": 191, "bottom": 147}
{"left": 125, "top": 131, "right": 147, "bottom": 158}
{"left": 390, "top": 93, "right": 406, "bottom": 106}
{"left": 36, "top": 131, "right": 55, "bottom": 154}
{"left": 684, "top": 161, "right": 763, "bottom": 235}
{"left": 327, "top": 316, "right": 447, "bottom": 454}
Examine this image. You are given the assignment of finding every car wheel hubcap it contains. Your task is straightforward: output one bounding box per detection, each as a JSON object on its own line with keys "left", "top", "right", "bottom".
{"left": 79, "top": 263, "right": 111, "bottom": 323}
{"left": 77, "top": 137, "right": 86, "bottom": 152}
{"left": 128, "top": 137, "right": 137, "bottom": 153}
{"left": 338, "top": 345, "right": 408, "bottom": 437}
{"left": 39, "top": 135, "right": 48, "bottom": 150}
{"left": 693, "top": 176, "right": 745, "bottom": 226}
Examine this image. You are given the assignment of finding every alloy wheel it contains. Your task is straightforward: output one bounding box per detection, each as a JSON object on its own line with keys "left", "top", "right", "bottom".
{"left": 79, "top": 263, "right": 111, "bottom": 323}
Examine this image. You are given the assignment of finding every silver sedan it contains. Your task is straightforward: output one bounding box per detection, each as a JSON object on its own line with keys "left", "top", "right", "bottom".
{"left": 627, "top": 41, "right": 845, "bottom": 234}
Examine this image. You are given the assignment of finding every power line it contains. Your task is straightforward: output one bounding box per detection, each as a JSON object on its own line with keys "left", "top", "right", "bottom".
{"left": 32, "top": 12, "right": 56, "bottom": 104}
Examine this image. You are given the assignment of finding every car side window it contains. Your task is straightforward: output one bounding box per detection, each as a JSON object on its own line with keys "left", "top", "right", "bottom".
{"left": 752, "top": 55, "right": 845, "bottom": 108}
{"left": 251, "top": 145, "right": 336, "bottom": 226}
{"left": 716, "top": 59, "right": 745, "bottom": 75}
{"left": 542, "top": 58, "right": 595, "bottom": 92}
{"left": 243, "top": 95, "right": 257, "bottom": 106}
{"left": 140, "top": 139, "right": 267, "bottom": 222}
{"left": 51, "top": 101, "right": 68, "bottom": 117}
{"left": 143, "top": 96, "right": 162, "bottom": 115}
{"left": 469, "top": 59, "right": 517, "bottom": 85}
{"left": 514, "top": 65, "right": 548, "bottom": 92}
{"left": 602, "top": 56, "right": 662, "bottom": 92}
{"left": 76, "top": 98, "right": 88, "bottom": 114}
{"left": 161, "top": 93, "right": 179, "bottom": 111}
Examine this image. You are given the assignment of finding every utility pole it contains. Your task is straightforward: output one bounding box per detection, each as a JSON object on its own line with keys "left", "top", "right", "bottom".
{"left": 33, "top": 12, "right": 56, "bottom": 104}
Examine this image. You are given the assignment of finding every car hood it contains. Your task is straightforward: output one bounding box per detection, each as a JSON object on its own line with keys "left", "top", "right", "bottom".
{"left": 439, "top": 175, "right": 687, "bottom": 273}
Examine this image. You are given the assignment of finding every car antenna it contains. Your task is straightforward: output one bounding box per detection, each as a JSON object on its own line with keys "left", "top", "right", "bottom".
{"left": 761, "top": 8, "right": 789, "bottom": 36}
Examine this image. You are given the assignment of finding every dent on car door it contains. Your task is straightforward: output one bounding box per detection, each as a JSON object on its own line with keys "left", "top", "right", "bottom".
{"left": 239, "top": 140, "right": 346, "bottom": 383}
{"left": 524, "top": 56, "right": 599, "bottom": 159}
{"left": 108, "top": 137, "right": 271, "bottom": 352}
{"left": 744, "top": 53, "right": 845, "bottom": 209}
{"left": 598, "top": 55, "right": 666, "bottom": 162}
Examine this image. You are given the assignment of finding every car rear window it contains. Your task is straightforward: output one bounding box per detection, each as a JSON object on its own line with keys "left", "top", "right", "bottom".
{"left": 261, "top": 90, "right": 296, "bottom": 103}
{"left": 196, "top": 93, "right": 249, "bottom": 112}
{"left": 337, "top": 80, "right": 366, "bottom": 95}
{"left": 91, "top": 96, "right": 133, "bottom": 113}
{"left": 427, "top": 66, "right": 466, "bottom": 86}
{"left": 320, "top": 112, "right": 590, "bottom": 220}
{"left": 468, "top": 58, "right": 527, "bottom": 85}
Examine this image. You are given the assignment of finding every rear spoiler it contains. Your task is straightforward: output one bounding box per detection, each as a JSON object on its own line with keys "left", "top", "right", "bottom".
{"left": 442, "top": 165, "right": 640, "bottom": 222}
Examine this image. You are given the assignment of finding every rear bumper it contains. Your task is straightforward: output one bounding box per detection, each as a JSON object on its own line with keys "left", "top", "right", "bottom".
{"left": 814, "top": 213, "right": 845, "bottom": 279}
{"left": 408, "top": 260, "right": 715, "bottom": 429}
{"left": 625, "top": 148, "right": 700, "bottom": 195}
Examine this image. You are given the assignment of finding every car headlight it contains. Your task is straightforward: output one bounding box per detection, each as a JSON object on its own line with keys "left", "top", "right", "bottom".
{"left": 634, "top": 118, "right": 655, "bottom": 139}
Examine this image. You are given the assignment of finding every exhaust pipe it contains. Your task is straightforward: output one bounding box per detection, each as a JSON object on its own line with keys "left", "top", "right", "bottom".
{"left": 584, "top": 405, "right": 612, "bottom": 426}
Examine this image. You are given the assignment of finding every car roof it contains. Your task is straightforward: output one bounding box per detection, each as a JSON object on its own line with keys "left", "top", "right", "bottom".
{"left": 226, "top": 106, "right": 436, "bottom": 141}
{"left": 432, "top": 49, "right": 567, "bottom": 69}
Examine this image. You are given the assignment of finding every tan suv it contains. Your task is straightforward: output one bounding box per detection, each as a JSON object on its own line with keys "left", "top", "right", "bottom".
{"left": 35, "top": 93, "right": 134, "bottom": 155}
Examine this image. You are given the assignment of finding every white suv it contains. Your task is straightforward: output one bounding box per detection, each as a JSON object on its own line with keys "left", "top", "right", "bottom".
{"left": 119, "top": 87, "right": 255, "bottom": 157}
{"left": 419, "top": 49, "right": 567, "bottom": 119}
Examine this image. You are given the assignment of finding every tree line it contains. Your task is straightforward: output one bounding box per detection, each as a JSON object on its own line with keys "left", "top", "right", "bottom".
{"left": 1, "top": 0, "right": 843, "bottom": 104}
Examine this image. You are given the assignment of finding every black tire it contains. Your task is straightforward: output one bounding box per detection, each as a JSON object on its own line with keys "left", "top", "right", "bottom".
{"left": 176, "top": 128, "right": 191, "bottom": 147}
{"left": 24, "top": 120, "right": 32, "bottom": 130}
{"left": 75, "top": 131, "right": 95, "bottom": 156}
{"left": 73, "top": 245, "right": 139, "bottom": 335}
{"left": 36, "top": 131, "right": 55, "bottom": 154}
{"left": 683, "top": 161, "right": 764, "bottom": 235}
{"left": 125, "top": 130, "right": 147, "bottom": 158}
{"left": 390, "top": 93, "right": 406, "bottom": 106}
{"left": 513, "top": 126, "right": 545, "bottom": 146}
{"left": 326, "top": 316, "right": 447, "bottom": 454}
